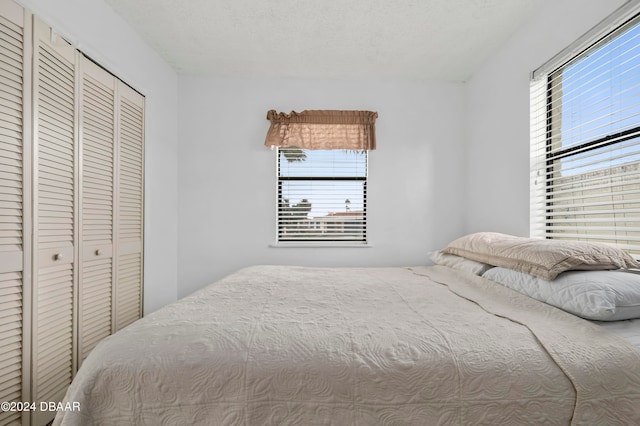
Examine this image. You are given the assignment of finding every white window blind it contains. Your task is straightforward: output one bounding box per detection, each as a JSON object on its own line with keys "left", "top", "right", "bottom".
{"left": 277, "top": 148, "right": 367, "bottom": 243}
{"left": 530, "top": 11, "right": 640, "bottom": 258}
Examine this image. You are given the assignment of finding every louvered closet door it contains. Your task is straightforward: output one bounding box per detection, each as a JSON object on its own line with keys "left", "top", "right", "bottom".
{"left": 31, "top": 17, "right": 77, "bottom": 425}
{"left": 115, "top": 83, "right": 144, "bottom": 331}
{"left": 0, "top": 1, "right": 29, "bottom": 425}
{"left": 77, "top": 58, "right": 115, "bottom": 362}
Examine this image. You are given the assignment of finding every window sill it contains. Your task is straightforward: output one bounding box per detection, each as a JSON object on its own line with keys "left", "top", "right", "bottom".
{"left": 269, "top": 242, "right": 372, "bottom": 248}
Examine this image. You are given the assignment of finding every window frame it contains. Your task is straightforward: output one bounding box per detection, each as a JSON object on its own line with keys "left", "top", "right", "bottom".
{"left": 275, "top": 147, "right": 369, "bottom": 246}
{"left": 530, "top": 5, "right": 640, "bottom": 258}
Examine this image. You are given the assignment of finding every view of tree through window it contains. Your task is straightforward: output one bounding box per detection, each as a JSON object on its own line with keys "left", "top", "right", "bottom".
{"left": 277, "top": 147, "right": 367, "bottom": 242}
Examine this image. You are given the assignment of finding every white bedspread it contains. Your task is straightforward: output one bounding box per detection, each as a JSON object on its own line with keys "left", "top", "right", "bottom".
{"left": 594, "top": 318, "right": 640, "bottom": 349}
{"left": 54, "top": 265, "right": 640, "bottom": 425}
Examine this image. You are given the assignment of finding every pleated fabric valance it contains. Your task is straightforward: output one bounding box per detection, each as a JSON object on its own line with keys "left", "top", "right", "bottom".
{"left": 264, "top": 109, "right": 378, "bottom": 150}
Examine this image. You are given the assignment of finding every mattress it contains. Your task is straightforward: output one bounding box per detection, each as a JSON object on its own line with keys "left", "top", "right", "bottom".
{"left": 54, "top": 265, "right": 640, "bottom": 425}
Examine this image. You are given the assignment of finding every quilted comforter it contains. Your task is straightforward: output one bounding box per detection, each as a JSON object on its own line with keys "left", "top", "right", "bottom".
{"left": 54, "top": 265, "right": 640, "bottom": 425}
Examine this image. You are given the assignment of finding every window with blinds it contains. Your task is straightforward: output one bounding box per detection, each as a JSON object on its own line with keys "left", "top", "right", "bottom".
{"left": 530, "top": 10, "right": 640, "bottom": 258}
{"left": 277, "top": 148, "right": 367, "bottom": 243}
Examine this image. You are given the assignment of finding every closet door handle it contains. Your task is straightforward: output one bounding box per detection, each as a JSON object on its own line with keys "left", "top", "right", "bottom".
{"left": 53, "top": 253, "right": 63, "bottom": 261}
{"left": 95, "top": 249, "right": 102, "bottom": 256}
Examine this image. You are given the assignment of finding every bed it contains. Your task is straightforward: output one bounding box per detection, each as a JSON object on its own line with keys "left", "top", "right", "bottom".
{"left": 54, "top": 233, "right": 640, "bottom": 425}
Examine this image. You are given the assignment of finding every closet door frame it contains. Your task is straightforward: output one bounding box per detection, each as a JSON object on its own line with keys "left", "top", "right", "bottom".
{"left": 21, "top": 7, "right": 32, "bottom": 426}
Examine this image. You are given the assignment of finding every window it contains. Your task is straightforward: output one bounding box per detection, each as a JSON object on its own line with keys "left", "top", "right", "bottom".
{"left": 530, "top": 10, "right": 640, "bottom": 258}
{"left": 277, "top": 147, "right": 367, "bottom": 243}
{"left": 264, "top": 109, "right": 377, "bottom": 245}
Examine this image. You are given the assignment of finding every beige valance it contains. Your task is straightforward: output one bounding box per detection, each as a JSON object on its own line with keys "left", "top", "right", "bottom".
{"left": 264, "top": 109, "right": 378, "bottom": 150}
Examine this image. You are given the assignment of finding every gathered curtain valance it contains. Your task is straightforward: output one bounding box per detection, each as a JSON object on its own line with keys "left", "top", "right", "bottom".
{"left": 264, "top": 109, "right": 378, "bottom": 150}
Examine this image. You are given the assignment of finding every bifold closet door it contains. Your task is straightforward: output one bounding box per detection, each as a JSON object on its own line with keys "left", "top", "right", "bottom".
{"left": 77, "top": 62, "right": 145, "bottom": 355}
{"left": 114, "top": 83, "right": 144, "bottom": 331}
{"left": 77, "top": 58, "right": 115, "bottom": 362}
{"left": 31, "top": 16, "right": 78, "bottom": 426}
{"left": 0, "top": 1, "right": 29, "bottom": 425}
{"left": 0, "top": 4, "right": 144, "bottom": 423}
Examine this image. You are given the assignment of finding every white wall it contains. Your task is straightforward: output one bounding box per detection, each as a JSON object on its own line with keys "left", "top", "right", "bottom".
{"left": 465, "top": 0, "right": 627, "bottom": 236}
{"left": 19, "top": 0, "right": 180, "bottom": 313}
{"left": 177, "top": 77, "right": 467, "bottom": 297}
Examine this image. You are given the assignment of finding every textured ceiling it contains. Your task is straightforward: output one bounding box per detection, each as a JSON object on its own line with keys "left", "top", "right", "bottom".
{"left": 104, "top": 0, "right": 544, "bottom": 81}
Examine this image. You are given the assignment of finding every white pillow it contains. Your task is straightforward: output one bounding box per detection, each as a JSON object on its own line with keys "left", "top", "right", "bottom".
{"left": 428, "top": 250, "right": 494, "bottom": 276}
{"left": 482, "top": 267, "right": 640, "bottom": 321}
